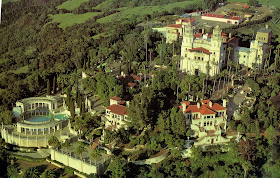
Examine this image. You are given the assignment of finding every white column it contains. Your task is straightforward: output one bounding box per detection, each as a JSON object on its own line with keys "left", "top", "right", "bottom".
{"left": 43, "top": 128, "right": 44, "bottom": 135}
{"left": 25, "top": 128, "right": 26, "bottom": 134}
{"left": 36, "top": 129, "right": 38, "bottom": 135}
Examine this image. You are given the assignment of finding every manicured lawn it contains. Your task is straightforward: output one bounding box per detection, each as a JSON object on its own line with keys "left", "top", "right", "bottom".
{"left": 48, "top": 12, "right": 102, "bottom": 29}
{"left": 57, "top": 0, "right": 89, "bottom": 10}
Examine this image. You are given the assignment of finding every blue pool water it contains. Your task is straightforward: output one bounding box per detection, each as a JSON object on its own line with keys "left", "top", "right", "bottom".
{"left": 54, "top": 114, "right": 69, "bottom": 120}
{"left": 27, "top": 116, "right": 51, "bottom": 122}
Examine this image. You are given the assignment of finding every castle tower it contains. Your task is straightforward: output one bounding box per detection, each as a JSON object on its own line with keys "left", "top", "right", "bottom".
{"left": 180, "top": 22, "right": 194, "bottom": 71}
{"left": 211, "top": 24, "right": 222, "bottom": 48}
{"left": 183, "top": 22, "right": 194, "bottom": 49}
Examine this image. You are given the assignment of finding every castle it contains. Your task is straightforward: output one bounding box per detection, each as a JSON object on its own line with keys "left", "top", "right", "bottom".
{"left": 180, "top": 22, "right": 271, "bottom": 76}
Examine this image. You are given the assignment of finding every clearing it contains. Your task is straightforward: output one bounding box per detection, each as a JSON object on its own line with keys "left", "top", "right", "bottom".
{"left": 48, "top": 12, "right": 102, "bottom": 29}
{"left": 227, "top": 0, "right": 280, "bottom": 8}
{"left": 97, "top": 0, "right": 202, "bottom": 23}
{"left": 57, "top": 0, "right": 89, "bottom": 10}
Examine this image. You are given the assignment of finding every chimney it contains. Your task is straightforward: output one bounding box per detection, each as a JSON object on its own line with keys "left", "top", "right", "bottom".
{"left": 182, "top": 103, "right": 187, "bottom": 112}
{"left": 266, "top": 24, "right": 269, "bottom": 29}
{"left": 209, "top": 101, "right": 212, "bottom": 108}
{"left": 223, "top": 99, "right": 227, "bottom": 108}
{"left": 229, "top": 33, "right": 232, "bottom": 39}
{"left": 197, "top": 102, "right": 200, "bottom": 108}
{"left": 126, "top": 101, "right": 130, "bottom": 107}
{"left": 202, "top": 28, "right": 205, "bottom": 34}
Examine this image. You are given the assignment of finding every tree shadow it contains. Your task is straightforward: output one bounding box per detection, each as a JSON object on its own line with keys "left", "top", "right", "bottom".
{"left": 36, "top": 164, "right": 48, "bottom": 174}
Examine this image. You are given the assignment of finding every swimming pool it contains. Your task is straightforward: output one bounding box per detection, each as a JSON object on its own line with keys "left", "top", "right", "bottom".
{"left": 27, "top": 116, "right": 51, "bottom": 122}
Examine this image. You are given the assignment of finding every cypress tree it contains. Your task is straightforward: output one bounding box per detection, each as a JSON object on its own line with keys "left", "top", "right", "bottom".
{"left": 83, "top": 59, "right": 86, "bottom": 71}
{"left": 47, "top": 79, "right": 51, "bottom": 95}
{"left": 87, "top": 58, "right": 90, "bottom": 70}
{"left": 70, "top": 99, "right": 75, "bottom": 117}
{"left": 81, "top": 102, "right": 85, "bottom": 115}
{"left": 119, "top": 65, "right": 121, "bottom": 75}
{"left": 52, "top": 76, "right": 56, "bottom": 95}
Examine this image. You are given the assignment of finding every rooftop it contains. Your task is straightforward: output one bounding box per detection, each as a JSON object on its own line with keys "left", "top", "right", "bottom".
{"left": 110, "top": 96, "right": 122, "bottom": 101}
{"left": 179, "top": 100, "right": 227, "bottom": 116}
{"left": 106, "top": 104, "right": 128, "bottom": 116}
{"left": 258, "top": 28, "right": 272, "bottom": 33}
{"left": 167, "top": 24, "right": 182, "bottom": 28}
{"left": 188, "top": 47, "right": 212, "bottom": 55}
{"left": 237, "top": 47, "right": 250, "bottom": 52}
{"left": 176, "top": 18, "right": 195, "bottom": 23}
{"left": 204, "top": 13, "right": 225, "bottom": 18}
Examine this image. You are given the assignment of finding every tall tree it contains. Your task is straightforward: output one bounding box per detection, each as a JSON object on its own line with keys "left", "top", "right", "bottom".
{"left": 47, "top": 79, "right": 51, "bottom": 95}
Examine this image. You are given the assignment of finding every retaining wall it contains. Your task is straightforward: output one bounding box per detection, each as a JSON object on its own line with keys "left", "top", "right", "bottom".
{"left": 1, "top": 128, "right": 49, "bottom": 147}
{"left": 50, "top": 149, "right": 109, "bottom": 175}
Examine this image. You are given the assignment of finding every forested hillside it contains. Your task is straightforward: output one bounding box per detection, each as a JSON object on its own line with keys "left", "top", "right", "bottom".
{"left": 2, "top": 0, "right": 280, "bottom": 177}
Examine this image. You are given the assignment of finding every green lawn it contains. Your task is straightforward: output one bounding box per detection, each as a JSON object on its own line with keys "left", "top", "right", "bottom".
{"left": 48, "top": 12, "right": 102, "bottom": 29}
{"left": 97, "top": 0, "right": 202, "bottom": 23}
{"left": 57, "top": 0, "right": 90, "bottom": 10}
{"left": 227, "top": 0, "right": 280, "bottom": 8}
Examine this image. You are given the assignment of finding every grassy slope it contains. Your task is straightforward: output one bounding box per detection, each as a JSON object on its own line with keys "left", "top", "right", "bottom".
{"left": 97, "top": 0, "right": 202, "bottom": 23}
{"left": 57, "top": 0, "right": 89, "bottom": 10}
{"left": 3, "top": 0, "right": 19, "bottom": 4}
{"left": 48, "top": 12, "right": 102, "bottom": 29}
{"left": 227, "top": 0, "right": 280, "bottom": 8}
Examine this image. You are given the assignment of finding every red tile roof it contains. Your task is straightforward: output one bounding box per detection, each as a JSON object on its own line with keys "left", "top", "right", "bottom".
{"left": 201, "top": 100, "right": 210, "bottom": 105}
{"left": 176, "top": 18, "right": 195, "bottom": 23}
{"left": 131, "top": 74, "right": 143, "bottom": 81}
{"left": 204, "top": 13, "right": 225, "bottom": 18}
{"left": 200, "top": 105, "right": 217, "bottom": 115}
{"left": 167, "top": 24, "right": 182, "bottom": 28}
{"left": 195, "top": 33, "right": 203, "bottom": 38}
{"left": 224, "top": 37, "right": 236, "bottom": 43}
{"left": 106, "top": 104, "right": 127, "bottom": 116}
{"left": 188, "top": 47, "right": 212, "bottom": 55}
{"left": 128, "top": 82, "right": 136, "bottom": 88}
{"left": 179, "top": 100, "right": 227, "bottom": 116}
{"left": 211, "top": 103, "right": 227, "bottom": 111}
{"left": 229, "top": 16, "right": 242, "bottom": 20}
{"left": 181, "top": 101, "right": 191, "bottom": 106}
{"left": 118, "top": 100, "right": 126, "bottom": 105}
{"left": 110, "top": 96, "right": 122, "bottom": 101}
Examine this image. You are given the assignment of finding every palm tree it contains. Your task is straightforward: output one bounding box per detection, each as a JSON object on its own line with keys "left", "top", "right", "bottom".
{"left": 62, "top": 139, "right": 72, "bottom": 154}
{"left": 235, "top": 54, "right": 240, "bottom": 77}
{"left": 23, "top": 167, "right": 40, "bottom": 178}
{"left": 74, "top": 142, "right": 87, "bottom": 159}
{"left": 226, "top": 47, "right": 233, "bottom": 71}
{"left": 242, "top": 161, "right": 251, "bottom": 178}
{"left": 228, "top": 60, "right": 233, "bottom": 84}
{"left": 268, "top": 45, "right": 274, "bottom": 72}
{"left": 206, "top": 61, "right": 212, "bottom": 79}
{"left": 41, "top": 169, "right": 56, "bottom": 178}
{"left": 263, "top": 53, "right": 269, "bottom": 76}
